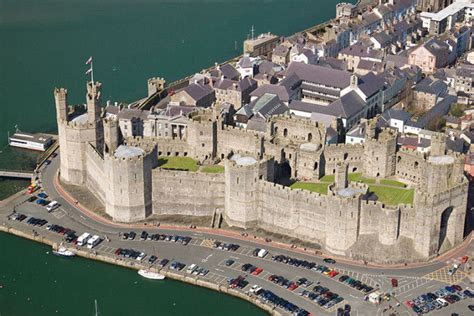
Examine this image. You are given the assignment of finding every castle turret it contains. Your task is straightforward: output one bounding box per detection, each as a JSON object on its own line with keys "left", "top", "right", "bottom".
{"left": 87, "top": 81, "right": 102, "bottom": 122}
{"left": 430, "top": 133, "right": 446, "bottom": 156}
{"left": 335, "top": 162, "right": 348, "bottom": 190}
{"left": 103, "top": 117, "right": 121, "bottom": 154}
{"left": 54, "top": 88, "right": 68, "bottom": 122}
{"left": 363, "top": 128, "right": 397, "bottom": 178}
{"left": 147, "top": 77, "right": 166, "bottom": 97}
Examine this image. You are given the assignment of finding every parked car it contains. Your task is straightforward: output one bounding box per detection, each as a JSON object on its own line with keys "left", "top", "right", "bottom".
{"left": 225, "top": 259, "right": 235, "bottom": 266}
{"left": 323, "top": 258, "right": 336, "bottom": 264}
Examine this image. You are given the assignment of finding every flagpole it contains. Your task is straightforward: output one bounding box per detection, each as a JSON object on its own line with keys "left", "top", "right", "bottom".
{"left": 91, "top": 60, "right": 94, "bottom": 85}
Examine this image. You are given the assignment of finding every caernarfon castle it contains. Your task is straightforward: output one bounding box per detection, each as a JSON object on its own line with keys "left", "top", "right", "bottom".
{"left": 54, "top": 82, "right": 468, "bottom": 263}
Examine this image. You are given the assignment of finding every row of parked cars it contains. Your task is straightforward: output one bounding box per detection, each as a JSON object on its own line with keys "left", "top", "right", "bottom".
{"left": 338, "top": 275, "right": 373, "bottom": 293}
{"left": 299, "top": 284, "right": 344, "bottom": 310}
{"left": 257, "top": 288, "right": 310, "bottom": 316}
{"left": 406, "top": 284, "right": 473, "bottom": 314}
{"left": 213, "top": 240, "right": 240, "bottom": 251}
{"left": 268, "top": 274, "right": 299, "bottom": 291}
{"left": 185, "top": 263, "right": 209, "bottom": 276}
{"left": 115, "top": 248, "right": 147, "bottom": 261}
{"left": 228, "top": 275, "right": 249, "bottom": 289}
{"left": 122, "top": 231, "right": 192, "bottom": 245}
{"left": 27, "top": 193, "right": 60, "bottom": 213}
{"left": 241, "top": 263, "right": 263, "bottom": 276}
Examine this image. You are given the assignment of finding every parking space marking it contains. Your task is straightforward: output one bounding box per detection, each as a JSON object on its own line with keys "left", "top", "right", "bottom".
{"left": 52, "top": 208, "right": 66, "bottom": 219}
{"left": 200, "top": 238, "right": 215, "bottom": 248}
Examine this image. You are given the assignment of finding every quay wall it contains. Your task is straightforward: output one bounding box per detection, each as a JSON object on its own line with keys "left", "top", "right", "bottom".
{"left": 0, "top": 225, "right": 278, "bottom": 315}
{"left": 152, "top": 169, "right": 225, "bottom": 216}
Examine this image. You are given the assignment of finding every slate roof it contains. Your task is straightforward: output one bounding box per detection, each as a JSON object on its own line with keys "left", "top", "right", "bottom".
{"left": 286, "top": 62, "right": 351, "bottom": 89}
{"left": 238, "top": 55, "right": 253, "bottom": 68}
{"left": 456, "top": 63, "right": 474, "bottom": 78}
{"left": 209, "top": 63, "right": 240, "bottom": 80}
{"left": 117, "top": 109, "right": 149, "bottom": 120}
{"left": 258, "top": 60, "right": 284, "bottom": 75}
{"left": 250, "top": 93, "right": 288, "bottom": 119}
{"left": 339, "top": 43, "right": 384, "bottom": 60}
{"left": 358, "top": 72, "right": 385, "bottom": 98}
{"left": 318, "top": 57, "right": 348, "bottom": 71}
{"left": 419, "top": 38, "right": 450, "bottom": 57}
{"left": 274, "top": 44, "right": 290, "bottom": 57}
{"left": 411, "top": 95, "right": 456, "bottom": 128}
{"left": 414, "top": 77, "right": 447, "bottom": 96}
{"left": 329, "top": 91, "right": 367, "bottom": 118}
{"left": 380, "top": 108, "right": 412, "bottom": 123}
{"left": 183, "top": 82, "right": 214, "bottom": 101}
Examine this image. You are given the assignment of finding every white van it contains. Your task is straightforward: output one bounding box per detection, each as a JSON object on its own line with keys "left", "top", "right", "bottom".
{"left": 257, "top": 249, "right": 268, "bottom": 258}
{"left": 86, "top": 235, "right": 100, "bottom": 249}
{"left": 46, "top": 201, "right": 60, "bottom": 212}
{"left": 186, "top": 264, "right": 197, "bottom": 274}
{"left": 77, "top": 232, "right": 91, "bottom": 246}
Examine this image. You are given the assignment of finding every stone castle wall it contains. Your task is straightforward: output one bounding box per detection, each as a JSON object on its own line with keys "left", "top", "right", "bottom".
{"left": 152, "top": 169, "right": 225, "bottom": 217}
{"left": 85, "top": 144, "right": 106, "bottom": 203}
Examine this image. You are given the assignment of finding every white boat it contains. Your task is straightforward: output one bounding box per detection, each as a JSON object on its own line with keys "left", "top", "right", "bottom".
{"left": 52, "top": 246, "right": 76, "bottom": 257}
{"left": 138, "top": 269, "right": 165, "bottom": 280}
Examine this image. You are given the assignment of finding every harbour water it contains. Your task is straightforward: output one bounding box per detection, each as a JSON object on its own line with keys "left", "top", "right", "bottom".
{"left": 0, "top": 0, "right": 353, "bottom": 314}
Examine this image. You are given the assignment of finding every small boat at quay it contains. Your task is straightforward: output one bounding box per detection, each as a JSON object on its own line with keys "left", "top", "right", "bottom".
{"left": 138, "top": 269, "right": 165, "bottom": 280}
{"left": 52, "top": 246, "right": 76, "bottom": 257}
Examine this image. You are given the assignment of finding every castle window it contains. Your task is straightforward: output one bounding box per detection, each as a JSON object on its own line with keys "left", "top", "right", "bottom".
{"left": 202, "top": 143, "right": 205, "bottom": 147}
{"left": 414, "top": 161, "right": 419, "bottom": 168}
{"left": 184, "top": 152, "right": 188, "bottom": 156}
{"left": 307, "top": 133, "right": 312, "bottom": 142}
{"left": 314, "top": 162, "right": 318, "bottom": 170}
{"left": 397, "top": 156, "right": 401, "bottom": 163}
{"left": 283, "top": 128, "right": 288, "bottom": 137}
{"left": 200, "top": 131, "right": 203, "bottom": 136}
{"left": 344, "top": 153, "right": 348, "bottom": 160}
{"left": 236, "top": 177, "right": 239, "bottom": 184}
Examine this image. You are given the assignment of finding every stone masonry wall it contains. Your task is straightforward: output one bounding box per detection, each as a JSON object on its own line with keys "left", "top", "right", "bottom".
{"left": 152, "top": 169, "right": 225, "bottom": 217}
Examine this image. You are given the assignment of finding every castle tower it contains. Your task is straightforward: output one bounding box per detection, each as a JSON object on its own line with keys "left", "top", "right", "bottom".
{"left": 103, "top": 117, "right": 121, "bottom": 154}
{"left": 363, "top": 128, "right": 397, "bottom": 178}
{"left": 430, "top": 133, "right": 446, "bottom": 156}
{"left": 335, "top": 162, "right": 348, "bottom": 190}
{"left": 147, "top": 77, "right": 166, "bottom": 97}
{"left": 86, "top": 81, "right": 102, "bottom": 123}
{"left": 104, "top": 143, "right": 157, "bottom": 222}
{"left": 54, "top": 88, "right": 68, "bottom": 122}
{"left": 325, "top": 183, "right": 366, "bottom": 255}
{"left": 223, "top": 156, "right": 273, "bottom": 229}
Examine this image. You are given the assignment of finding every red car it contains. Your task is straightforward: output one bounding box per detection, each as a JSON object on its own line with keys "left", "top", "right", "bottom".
{"left": 405, "top": 300, "right": 414, "bottom": 308}
{"left": 288, "top": 282, "right": 299, "bottom": 291}
{"left": 252, "top": 267, "right": 263, "bottom": 275}
{"left": 329, "top": 270, "right": 339, "bottom": 278}
{"left": 268, "top": 274, "right": 276, "bottom": 282}
{"left": 391, "top": 278, "right": 398, "bottom": 287}
{"left": 115, "top": 248, "right": 122, "bottom": 256}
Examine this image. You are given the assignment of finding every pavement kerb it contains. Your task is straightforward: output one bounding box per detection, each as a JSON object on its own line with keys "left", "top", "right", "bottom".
{"left": 53, "top": 172, "right": 473, "bottom": 271}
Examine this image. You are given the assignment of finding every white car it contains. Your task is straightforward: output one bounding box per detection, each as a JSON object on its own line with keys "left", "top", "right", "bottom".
{"left": 46, "top": 201, "right": 60, "bottom": 212}
{"left": 436, "top": 298, "right": 448, "bottom": 307}
{"left": 136, "top": 252, "right": 146, "bottom": 261}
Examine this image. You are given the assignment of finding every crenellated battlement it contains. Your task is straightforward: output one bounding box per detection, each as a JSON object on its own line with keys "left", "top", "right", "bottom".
{"left": 271, "top": 114, "right": 321, "bottom": 127}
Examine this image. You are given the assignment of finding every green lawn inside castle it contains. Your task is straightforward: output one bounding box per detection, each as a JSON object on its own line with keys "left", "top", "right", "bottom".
{"left": 157, "top": 156, "right": 224, "bottom": 173}
{"left": 290, "top": 172, "right": 414, "bottom": 205}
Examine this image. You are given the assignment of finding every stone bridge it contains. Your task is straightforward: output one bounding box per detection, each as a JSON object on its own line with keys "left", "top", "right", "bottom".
{"left": 0, "top": 169, "right": 34, "bottom": 179}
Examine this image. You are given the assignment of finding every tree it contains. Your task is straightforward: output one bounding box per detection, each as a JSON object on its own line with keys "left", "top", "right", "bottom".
{"left": 449, "top": 103, "right": 466, "bottom": 118}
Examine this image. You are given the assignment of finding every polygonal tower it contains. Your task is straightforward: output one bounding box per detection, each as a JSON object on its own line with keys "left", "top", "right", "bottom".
{"left": 104, "top": 142, "right": 157, "bottom": 222}
{"left": 54, "top": 82, "right": 104, "bottom": 185}
{"left": 223, "top": 155, "right": 274, "bottom": 229}
{"left": 363, "top": 127, "right": 397, "bottom": 178}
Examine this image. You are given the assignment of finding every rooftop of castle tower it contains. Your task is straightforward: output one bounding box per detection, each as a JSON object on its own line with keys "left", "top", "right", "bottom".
{"left": 428, "top": 155, "right": 454, "bottom": 165}
{"left": 337, "top": 187, "right": 365, "bottom": 198}
{"left": 114, "top": 145, "right": 144, "bottom": 158}
{"left": 71, "top": 113, "right": 88, "bottom": 123}
{"left": 230, "top": 154, "right": 257, "bottom": 166}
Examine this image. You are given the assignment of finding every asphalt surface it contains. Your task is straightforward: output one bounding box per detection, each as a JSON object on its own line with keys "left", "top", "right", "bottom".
{"left": 1, "top": 154, "right": 473, "bottom": 315}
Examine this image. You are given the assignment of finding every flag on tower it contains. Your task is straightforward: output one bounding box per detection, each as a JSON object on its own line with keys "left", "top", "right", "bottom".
{"left": 85, "top": 68, "right": 92, "bottom": 75}
{"left": 85, "top": 56, "right": 93, "bottom": 65}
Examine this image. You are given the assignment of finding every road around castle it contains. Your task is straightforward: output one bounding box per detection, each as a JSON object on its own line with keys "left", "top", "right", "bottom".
{"left": 1, "top": 153, "right": 473, "bottom": 315}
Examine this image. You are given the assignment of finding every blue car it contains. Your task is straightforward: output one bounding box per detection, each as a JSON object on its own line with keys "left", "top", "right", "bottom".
{"left": 37, "top": 193, "right": 48, "bottom": 199}
{"left": 36, "top": 199, "right": 47, "bottom": 205}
